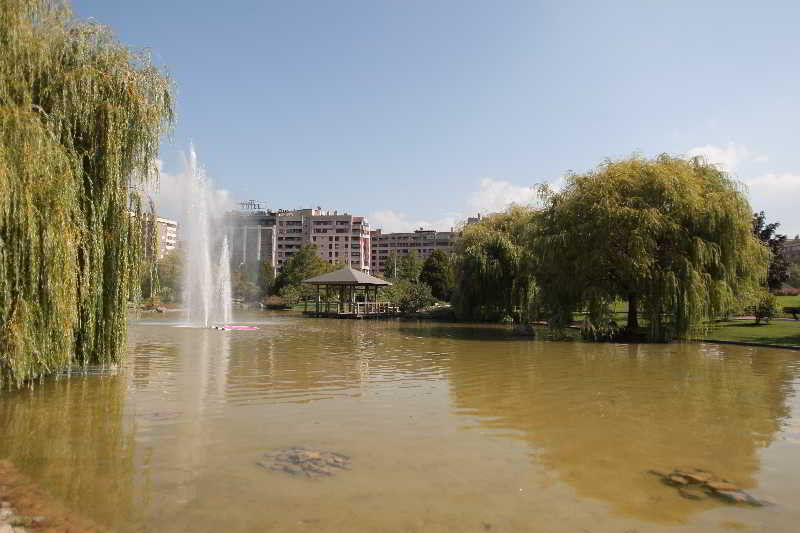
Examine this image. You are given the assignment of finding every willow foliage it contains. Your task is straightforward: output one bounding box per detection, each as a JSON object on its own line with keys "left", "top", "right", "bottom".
{"left": 534, "top": 154, "right": 768, "bottom": 340}
{"left": 1, "top": 0, "right": 174, "bottom": 385}
{"left": 453, "top": 206, "right": 536, "bottom": 322}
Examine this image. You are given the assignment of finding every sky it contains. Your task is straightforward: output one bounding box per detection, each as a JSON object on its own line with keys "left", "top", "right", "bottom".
{"left": 73, "top": 0, "right": 800, "bottom": 235}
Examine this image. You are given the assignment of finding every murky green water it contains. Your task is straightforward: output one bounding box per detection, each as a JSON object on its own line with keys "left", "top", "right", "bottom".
{"left": 2, "top": 311, "right": 800, "bottom": 532}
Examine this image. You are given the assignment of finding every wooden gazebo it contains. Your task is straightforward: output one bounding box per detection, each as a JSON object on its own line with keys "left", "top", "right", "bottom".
{"left": 302, "top": 267, "right": 395, "bottom": 318}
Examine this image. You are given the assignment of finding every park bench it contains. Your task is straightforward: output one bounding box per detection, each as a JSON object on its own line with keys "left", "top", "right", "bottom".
{"left": 783, "top": 307, "right": 800, "bottom": 320}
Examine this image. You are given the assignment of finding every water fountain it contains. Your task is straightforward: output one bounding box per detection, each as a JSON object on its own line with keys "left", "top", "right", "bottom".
{"left": 180, "top": 145, "right": 233, "bottom": 327}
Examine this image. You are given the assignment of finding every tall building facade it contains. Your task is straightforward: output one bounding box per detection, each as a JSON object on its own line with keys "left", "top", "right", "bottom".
{"left": 369, "top": 228, "right": 457, "bottom": 276}
{"left": 225, "top": 203, "right": 371, "bottom": 272}
{"left": 783, "top": 238, "right": 800, "bottom": 263}
{"left": 155, "top": 217, "right": 178, "bottom": 259}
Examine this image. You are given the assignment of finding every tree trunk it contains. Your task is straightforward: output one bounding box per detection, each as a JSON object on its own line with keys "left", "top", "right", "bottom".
{"left": 627, "top": 293, "right": 639, "bottom": 331}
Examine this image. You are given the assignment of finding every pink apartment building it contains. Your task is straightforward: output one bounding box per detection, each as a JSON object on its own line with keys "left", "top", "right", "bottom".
{"left": 369, "top": 228, "right": 457, "bottom": 276}
{"left": 225, "top": 204, "right": 371, "bottom": 273}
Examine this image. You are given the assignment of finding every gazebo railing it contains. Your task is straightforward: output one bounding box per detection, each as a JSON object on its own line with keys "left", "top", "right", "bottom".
{"left": 354, "top": 301, "right": 392, "bottom": 314}
{"left": 314, "top": 301, "right": 394, "bottom": 315}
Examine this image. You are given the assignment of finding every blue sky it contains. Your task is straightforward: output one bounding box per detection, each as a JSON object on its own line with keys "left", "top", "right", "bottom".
{"left": 74, "top": 0, "right": 800, "bottom": 235}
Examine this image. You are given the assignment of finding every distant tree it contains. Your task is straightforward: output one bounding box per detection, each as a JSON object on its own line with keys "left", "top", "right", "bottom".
{"left": 379, "top": 279, "right": 436, "bottom": 313}
{"left": 277, "top": 284, "right": 300, "bottom": 303}
{"left": 420, "top": 250, "right": 455, "bottom": 301}
{"left": 258, "top": 261, "right": 275, "bottom": 297}
{"left": 157, "top": 249, "right": 184, "bottom": 303}
{"left": 787, "top": 263, "right": 800, "bottom": 289}
{"left": 752, "top": 211, "right": 789, "bottom": 291}
{"left": 386, "top": 250, "right": 424, "bottom": 282}
{"left": 232, "top": 271, "right": 260, "bottom": 302}
{"left": 452, "top": 206, "right": 536, "bottom": 322}
{"left": 273, "top": 245, "right": 336, "bottom": 299}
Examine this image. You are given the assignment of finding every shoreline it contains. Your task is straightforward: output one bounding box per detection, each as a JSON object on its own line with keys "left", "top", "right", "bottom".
{"left": 696, "top": 338, "right": 800, "bottom": 351}
{"left": 0, "top": 460, "right": 108, "bottom": 533}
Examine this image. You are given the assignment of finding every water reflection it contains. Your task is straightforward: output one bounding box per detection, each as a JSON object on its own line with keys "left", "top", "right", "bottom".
{"left": 445, "top": 339, "right": 798, "bottom": 522}
{"left": 0, "top": 371, "right": 135, "bottom": 527}
{"left": 1, "top": 314, "right": 799, "bottom": 532}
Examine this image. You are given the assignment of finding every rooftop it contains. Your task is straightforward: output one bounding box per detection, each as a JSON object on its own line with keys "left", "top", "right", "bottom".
{"left": 303, "top": 267, "right": 391, "bottom": 286}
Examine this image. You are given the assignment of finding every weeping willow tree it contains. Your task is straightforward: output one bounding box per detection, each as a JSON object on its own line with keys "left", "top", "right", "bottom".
{"left": 534, "top": 154, "right": 768, "bottom": 341}
{"left": 453, "top": 206, "right": 537, "bottom": 322}
{"left": 0, "top": 0, "right": 174, "bottom": 386}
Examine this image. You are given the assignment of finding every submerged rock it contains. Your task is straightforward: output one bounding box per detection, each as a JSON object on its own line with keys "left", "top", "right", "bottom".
{"left": 258, "top": 447, "right": 351, "bottom": 479}
{"left": 714, "top": 490, "right": 765, "bottom": 506}
{"left": 649, "top": 468, "right": 767, "bottom": 507}
{"left": 681, "top": 471, "right": 713, "bottom": 484}
{"left": 706, "top": 481, "right": 738, "bottom": 492}
{"left": 666, "top": 474, "right": 690, "bottom": 486}
{"left": 678, "top": 486, "right": 709, "bottom": 501}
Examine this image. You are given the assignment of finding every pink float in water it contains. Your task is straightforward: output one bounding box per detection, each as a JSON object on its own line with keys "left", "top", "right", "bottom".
{"left": 213, "top": 325, "right": 258, "bottom": 331}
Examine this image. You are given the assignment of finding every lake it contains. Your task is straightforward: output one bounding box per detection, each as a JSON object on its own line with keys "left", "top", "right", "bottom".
{"left": 2, "top": 311, "right": 800, "bottom": 532}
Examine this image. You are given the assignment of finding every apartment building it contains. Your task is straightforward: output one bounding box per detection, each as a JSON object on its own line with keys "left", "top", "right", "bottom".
{"left": 225, "top": 203, "right": 277, "bottom": 271}
{"left": 155, "top": 217, "right": 178, "bottom": 259}
{"left": 369, "top": 228, "right": 457, "bottom": 276}
{"left": 225, "top": 203, "right": 371, "bottom": 272}
{"left": 783, "top": 238, "right": 800, "bottom": 263}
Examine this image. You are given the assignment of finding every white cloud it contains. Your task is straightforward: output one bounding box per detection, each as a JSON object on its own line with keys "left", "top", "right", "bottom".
{"left": 686, "top": 142, "right": 766, "bottom": 173}
{"left": 742, "top": 172, "right": 800, "bottom": 236}
{"left": 468, "top": 178, "right": 538, "bottom": 214}
{"left": 368, "top": 178, "right": 540, "bottom": 233}
{"left": 744, "top": 172, "right": 800, "bottom": 190}
{"left": 368, "top": 209, "right": 459, "bottom": 233}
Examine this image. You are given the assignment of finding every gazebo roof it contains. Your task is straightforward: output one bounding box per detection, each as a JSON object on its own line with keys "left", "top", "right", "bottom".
{"left": 302, "top": 267, "right": 392, "bottom": 286}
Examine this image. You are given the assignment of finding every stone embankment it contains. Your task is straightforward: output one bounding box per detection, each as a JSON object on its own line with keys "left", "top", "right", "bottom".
{"left": 1, "top": 499, "right": 43, "bottom": 532}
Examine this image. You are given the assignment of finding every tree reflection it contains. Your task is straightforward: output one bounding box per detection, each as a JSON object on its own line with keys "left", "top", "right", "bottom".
{"left": 0, "top": 372, "right": 134, "bottom": 528}
{"left": 446, "top": 341, "right": 797, "bottom": 522}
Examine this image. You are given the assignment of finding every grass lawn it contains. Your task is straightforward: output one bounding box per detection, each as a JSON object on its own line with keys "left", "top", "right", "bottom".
{"left": 776, "top": 295, "right": 800, "bottom": 319}
{"left": 703, "top": 319, "right": 800, "bottom": 346}
{"left": 574, "top": 296, "right": 800, "bottom": 323}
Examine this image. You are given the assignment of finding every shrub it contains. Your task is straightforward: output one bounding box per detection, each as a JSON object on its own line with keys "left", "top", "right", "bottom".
{"left": 263, "top": 296, "right": 291, "bottom": 310}
{"left": 755, "top": 292, "right": 779, "bottom": 325}
{"left": 398, "top": 282, "right": 436, "bottom": 313}
{"left": 774, "top": 288, "right": 800, "bottom": 296}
